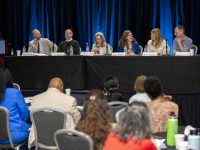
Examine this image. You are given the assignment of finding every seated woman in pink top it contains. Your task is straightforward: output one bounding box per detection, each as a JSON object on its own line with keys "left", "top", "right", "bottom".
{"left": 103, "top": 102, "right": 158, "bottom": 150}
{"left": 144, "top": 76, "right": 178, "bottom": 133}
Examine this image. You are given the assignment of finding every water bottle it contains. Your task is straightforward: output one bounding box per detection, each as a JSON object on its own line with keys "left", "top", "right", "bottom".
{"left": 124, "top": 46, "right": 127, "bottom": 53}
{"left": 144, "top": 45, "right": 148, "bottom": 52}
{"left": 22, "top": 46, "right": 26, "bottom": 54}
{"left": 70, "top": 46, "right": 73, "bottom": 56}
{"left": 188, "top": 130, "right": 200, "bottom": 150}
{"left": 10, "top": 48, "right": 14, "bottom": 56}
{"left": 167, "top": 112, "right": 178, "bottom": 146}
{"left": 86, "top": 43, "right": 90, "bottom": 52}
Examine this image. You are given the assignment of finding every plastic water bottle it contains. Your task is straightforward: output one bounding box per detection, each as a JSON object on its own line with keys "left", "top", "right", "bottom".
{"left": 188, "top": 130, "right": 200, "bottom": 150}
{"left": 22, "top": 46, "right": 26, "bottom": 54}
{"left": 70, "top": 46, "right": 73, "bottom": 56}
{"left": 166, "top": 112, "right": 178, "bottom": 146}
{"left": 124, "top": 46, "right": 127, "bottom": 53}
{"left": 144, "top": 45, "right": 148, "bottom": 52}
{"left": 86, "top": 43, "right": 90, "bottom": 52}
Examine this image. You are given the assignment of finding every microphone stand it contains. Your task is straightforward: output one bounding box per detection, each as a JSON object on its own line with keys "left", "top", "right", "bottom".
{"left": 165, "top": 40, "right": 168, "bottom": 56}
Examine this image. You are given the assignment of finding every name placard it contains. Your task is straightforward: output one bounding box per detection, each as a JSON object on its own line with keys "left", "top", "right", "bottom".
{"left": 22, "top": 52, "right": 35, "bottom": 56}
{"left": 80, "top": 52, "right": 95, "bottom": 56}
{"left": 142, "top": 52, "right": 158, "bottom": 56}
{"left": 111, "top": 52, "right": 126, "bottom": 56}
{"left": 51, "top": 52, "right": 66, "bottom": 56}
{"left": 175, "top": 52, "right": 190, "bottom": 56}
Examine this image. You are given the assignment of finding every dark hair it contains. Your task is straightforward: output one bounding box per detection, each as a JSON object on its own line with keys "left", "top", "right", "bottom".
{"left": 0, "top": 69, "right": 6, "bottom": 102}
{"left": 76, "top": 90, "right": 112, "bottom": 150}
{"left": 3, "top": 68, "right": 13, "bottom": 88}
{"left": 115, "top": 102, "right": 152, "bottom": 141}
{"left": 119, "top": 30, "right": 136, "bottom": 48}
{"left": 144, "top": 76, "right": 162, "bottom": 99}
{"left": 104, "top": 76, "right": 123, "bottom": 102}
{"left": 176, "top": 25, "right": 185, "bottom": 33}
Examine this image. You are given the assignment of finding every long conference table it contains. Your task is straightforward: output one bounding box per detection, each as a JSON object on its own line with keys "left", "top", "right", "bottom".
{"left": 4, "top": 55, "right": 200, "bottom": 128}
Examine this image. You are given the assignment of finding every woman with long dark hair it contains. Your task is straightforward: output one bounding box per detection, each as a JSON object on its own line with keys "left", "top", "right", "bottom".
{"left": 0, "top": 69, "right": 31, "bottom": 144}
{"left": 119, "top": 30, "right": 140, "bottom": 55}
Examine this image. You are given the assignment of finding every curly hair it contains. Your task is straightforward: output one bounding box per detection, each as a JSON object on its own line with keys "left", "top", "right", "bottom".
{"left": 76, "top": 90, "right": 112, "bottom": 150}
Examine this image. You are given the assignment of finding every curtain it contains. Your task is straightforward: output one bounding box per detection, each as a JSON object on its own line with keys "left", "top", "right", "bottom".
{"left": 0, "top": 0, "right": 199, "bottom": 53}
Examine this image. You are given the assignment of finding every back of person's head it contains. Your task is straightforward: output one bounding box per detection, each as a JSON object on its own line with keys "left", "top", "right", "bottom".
{"left": 0, "top": 69, "right": 6, "bottom": 102}
{"left": 115, "top": 102, "right": 152, "bottom": 141}
{"left": 2, "top": 68, "right": 13, "bottom": 88}
{"left": 104, "top": 76, "right": 123, "bottom": 102}
{"left": 144, "top": 76, "right": 162, "bottom": 100}
{"left": 134, "top": 75, "right": 147, "bottom": 93}
{"left": 104, "top": 76, "right": 119, "bottom": 94}
{"left": 76, "top": 90, "right": 112, "bottom": 149}
{"left": 48, "top": 77, "right": 64, "bottom": 92}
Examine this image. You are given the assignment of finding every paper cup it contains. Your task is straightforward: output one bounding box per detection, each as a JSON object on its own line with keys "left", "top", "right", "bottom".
{"left": 190, "top": 49, "right": 194, "bottom": 56}
{"left": 175, "top": 134, "right": 185, "bottom": 149}
{"left": 178, "top": 141, "right": 189, "bottom": 150}
{"left": 65, "top": 89, "right": 71, "bottom": 96}
{"left": 17, "top": 50, "right": 21, "bottom": 56}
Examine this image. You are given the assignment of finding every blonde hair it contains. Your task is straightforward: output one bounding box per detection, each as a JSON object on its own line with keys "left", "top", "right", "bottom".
{"left": 134, "top": 75, "right": 147, "bottom": 93}
{"left": 151, "top": 28, "right": 163, "bottom": 48}
{"left": 95, "top": 32, "right": 106, "bottom": 47}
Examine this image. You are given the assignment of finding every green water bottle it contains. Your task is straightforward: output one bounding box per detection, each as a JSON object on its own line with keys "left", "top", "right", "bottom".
{"left": 11, "top": 48, "right": 14, "bottom": 56}
{"left": 166, "top": 112, "right": 178, "bottom": 146}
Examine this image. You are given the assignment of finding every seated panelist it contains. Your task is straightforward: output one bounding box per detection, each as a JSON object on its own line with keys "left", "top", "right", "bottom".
{"left": 28, "top": 29, "right": 58, "bottom": 55}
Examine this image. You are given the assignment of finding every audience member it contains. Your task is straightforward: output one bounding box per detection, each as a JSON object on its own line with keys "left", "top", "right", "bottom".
{"left": 129, "top": 75, "right": 151, "bottom": 104}
{"left": 91, "top": 32, "right": 113, "bottom": 55}
{"left": 0, "top": 68, "right": 31, "bottom": 144}
{"left": 28, "top": 29, "right": 58, "bottom": 55}
{"left": 58, "top": 29, "right": 80, "bottom": 55}
{"left": 104, "top": 76, "right": 123, "bottom": 102}
{"left": 76, "top": 90, "right": 112, "bottom": 150}
{"left": 103, "top": 102, "right": 158, "bottom": 150}
{"left": 119, "top": 30, "right": 140, "bottom": 55}
{"left": 144, "top": 76, "right": 178, "bottom": 133}
{"left": 29, "top": 77, "right": 81, "bottom": 147}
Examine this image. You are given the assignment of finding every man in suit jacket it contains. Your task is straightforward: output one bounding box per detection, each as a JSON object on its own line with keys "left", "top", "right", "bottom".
{"left": 28, "top": 77, "right": 81, "bottom": 148}
{"left": 28, "top": 29, "right": 58, "bottom": 55}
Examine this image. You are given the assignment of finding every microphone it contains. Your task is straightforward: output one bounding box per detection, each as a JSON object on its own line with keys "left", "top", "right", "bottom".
{"left": 106, "top": 43, "right": 108, "bottom": 55}
{"left": 52, "top": 41, "right": 54, "bottom": 53}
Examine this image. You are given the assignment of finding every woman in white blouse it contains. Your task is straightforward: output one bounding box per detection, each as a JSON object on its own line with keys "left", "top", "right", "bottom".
{"left": 147, "top": 28, "right": 169, "bottom": 55}
{"left": 91, "top": 32, "right": 113, "bottom": 55}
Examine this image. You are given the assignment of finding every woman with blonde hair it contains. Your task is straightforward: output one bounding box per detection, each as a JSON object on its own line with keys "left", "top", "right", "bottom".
{"left": 147, "top": 28, "right": 169, "bottom": 55}
{"left": 76, "top": 90, "right": 112, "bottom": 150}
{"left": 119, "top": 30, "right": 140, "bottom": 55}
{"left": 129, "top": 75, "right": 151, "bottom": 104}
{"left": 91, "top": 32, "right": 113, "bottom": 55}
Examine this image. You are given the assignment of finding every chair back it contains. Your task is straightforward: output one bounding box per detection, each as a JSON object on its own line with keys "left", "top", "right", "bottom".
{"left": 191, "top": 45, "right": 198, "bottom": 55}
{"left": 13, "top": 83, "right": 20, "bottom": 90}
{"left": 31, "top": 107, "right": 67, "bottom": 150}
{"left": 0, "top": 106, "right": 14, "bottom": 148}
{"left": 54, "top": 129, "right": 94, "bottom": 150}
{"left": 138, "top": 45, "right": 143, "bottom": 55}
{"left": 108, "top": 101, "right": 128, "bottom": 122}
